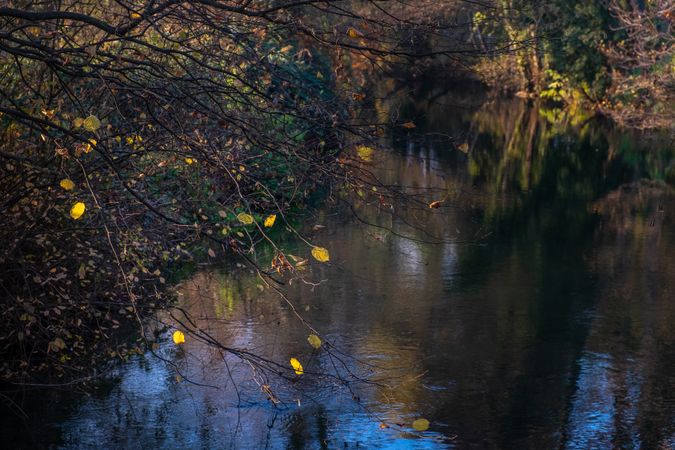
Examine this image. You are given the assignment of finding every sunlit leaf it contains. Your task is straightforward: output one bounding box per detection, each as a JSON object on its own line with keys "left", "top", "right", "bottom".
{"left": 264, "top": 214, "right": 277, "bottom": 228}
{"left": 184, "top": 157, "right": 194, "bottom": 165}
{"left": 73, "top": 117, "right": 84, "bottom": 128}
{"left": 347, "top": 27, "right": 360, "bottom": 38}
{"left": 311, "top": 246, "right": 330, "bottom": 262}
{"left": 307, "top": 334, "right": 322, "bottom": 349}
{"left": 401, "top": 121, "right": 416, "bottom": 129}
{"left": 412, "top": 418, "right": 429, "bottom": 431}
{"left": 59, "top": 178, "right": 75, "bottom": 191}
{"left": 237, "top": 212, "right": 254, "bottom": 225}
{"left": 290, "top": 357, "right": 304, "bottom": 375}
{"left": 357, "top": 145, "right": 374, "bottom": 161}
{"left": 457, "top": 142, "right": 469, "bottom": 153}
{"left": 130, "top": 12, "right": 142, "bottom": 19}
{"left": 428, "top": 200, "right": 443, "bottom": 209}
{"left": 172, "top": 330, "right": 185, "bottom": 345}
{"left": 83, "top": 115, "right": 100, "bottom": 132}
{"left": 70, "top": 201, "right": 86, "bottom": 220}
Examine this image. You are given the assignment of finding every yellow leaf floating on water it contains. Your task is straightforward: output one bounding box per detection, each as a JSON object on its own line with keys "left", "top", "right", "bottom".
{"left": 237, "top": 212, "right": 254, "bottom": 225}
{"left": 59, "top": 178, "right": 75, "bottom": 191}
{"left": 311, "top": 246, "right": 330, "bottom": 263}
{"left": 412, "top": 418, "right": 429, "bottom": 431}
{"left": 83, "top": 115, "right": 100, "bottom": 132}
{"left": 290, "top": 357, "right": 304, "bottom": 375}
{"left": 184, "top": 157, "right": 194, "bottom": 165}
{"left": 264, "top": 214, "right": 276, "bottom": 228}
{"left": 356, "top": 145, "right": 374, "bottom": 161}
{"left": 172, "top": 330, "right": 185, "bottom": 345}
{"left": 70, "top": 201, "right": 86, "bottom": 220}
{"left": 307, "top": 334, "right": 322, "bottom": 349}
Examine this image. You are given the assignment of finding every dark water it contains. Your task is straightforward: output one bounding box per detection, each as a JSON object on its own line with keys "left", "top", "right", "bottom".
{"left": 3, "top": 90, "right": 675, "bottom": 449}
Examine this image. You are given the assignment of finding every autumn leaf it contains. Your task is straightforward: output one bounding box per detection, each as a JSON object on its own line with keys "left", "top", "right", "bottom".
{"left": 83, "top": 115, "right": 100, "bottom": 132}
{"left": 130, "top": 12, "right": 142, "bottom": 19}
{"left": 357, "top": 145, "right": 375, "bottom": 161}
{"left": 401, "top": 121, "right": 416, "bottom": 129}
{"left": 290, "top": 357, "right": 304, "bottom": 375}
{"left": 184, "top": 157, "right": 194, "bottom": 165}
{"left": 429, "top": 200, "right": 443, "bottom": 209}
{"left": 70, "top": 201, "right": 86, "bottom": 220}
{"left": 237, "top": 212, "right": 254, "bottom": 225}
{"left": 73, "top": 117, "right": 84, "bottom": 128}
{"left": 172, "top": 330, "right": 185, "bottom": 345}
{"left": 207, "top": 248, "right": 216, "bottom": 258}
{"left": 307, "top": 334, "right": 322, "bottom": 349}
{"left": 59, "top": 178, "right": 75, "bottom": 191}
{"left": 264, "top": 214, "right": 277, "bottom": 228}
{"left": 311, "top": 246, "right": 330, "bottom": 262}
{"left": 457, "top": 142, "right": 469, "bottom": 153}
{"left": 412, "top": 418, "right": 430, "bottom": 431}
{"left": 347, "top": 27, "right": 360, "bottom": 38}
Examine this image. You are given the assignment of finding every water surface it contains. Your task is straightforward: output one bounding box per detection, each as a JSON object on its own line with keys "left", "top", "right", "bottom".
{"left": 4, "top": 90, "right": 674, "bottom": 449}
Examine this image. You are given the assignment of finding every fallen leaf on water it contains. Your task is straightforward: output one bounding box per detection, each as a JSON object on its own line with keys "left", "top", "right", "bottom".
{"left": 311, "top": 246, "right": 330, "bottom": 263}
{"left": 172, "top": 330, "right": 185, "bottom": 345}
{"left": 307, "top": 334, "right": 322, "bottom": 349}
{"left": 412, "top": 418, "right": 429, "bottom": 431}
{"left": 264, "top": 214, "right": 276, "bottom": 228}
{"left": 70, "top": 201, "right": 86, "bottom": 220}
{"left": 290, "top": 357, "right": 304, "bottom": 375}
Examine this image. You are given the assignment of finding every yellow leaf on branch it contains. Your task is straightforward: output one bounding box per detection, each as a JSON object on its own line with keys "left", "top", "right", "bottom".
{"left": 307, "top": 334, "right": 322, "bottom": 349}
{"left": 290, "top": 357, "right": 304, "bottom": 375}
{"left": 83, "top": 115, "right": 100, "bottom": 132}
{"left": 311, "top": 246, "right": 330, "bottom": 262}
{"left": 237, "top": 212, "right": 254, "bottom": 225}
{"left": 59, "top": 179, "right": 75, "bottom": 191}
{"left": 172, "top": 330, "right": 185, "bottom": 345}
{"left": 264, "top": 214, "right": 277, "bottom": 228}
{"left": 70, "top": 201, "right": 86, "bottom": 220}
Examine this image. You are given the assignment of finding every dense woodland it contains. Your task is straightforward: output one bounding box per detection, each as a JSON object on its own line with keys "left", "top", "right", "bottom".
{"left": 0, "top": 0, "right": 672, "bottom": 385}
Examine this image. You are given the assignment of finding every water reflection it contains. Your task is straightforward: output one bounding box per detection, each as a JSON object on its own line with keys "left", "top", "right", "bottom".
{"left": 3, "top": 91, "right": 674, "bottom": 449}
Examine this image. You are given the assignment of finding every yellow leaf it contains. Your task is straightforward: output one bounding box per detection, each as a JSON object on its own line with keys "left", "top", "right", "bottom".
{"left": 457, "top": 142, "right": 469, "bottom": 153}
{"left": 311, "top": 246, "right": 330, "bottom": 263}
{"left": 428, "top": 200, "right": 443, "bottom": 209}
{"left": 264, "top": 214, "right": 276, "bottom": 228}
{"left": 83, "top": 115, "right": 100, "bottom": 132}
{"left": 59, "top": 178, "right": 75, "bottom": 191}
{"left": 130, "top": 12, "right": 141, "bottom": 19}
{"left": 184, "top": 157, "right": 194, "bottom": 165}
{"left": 412, "top": 418, "right": 429, "bottom": 431}
{"left": 347, "top": 27, "right": 360, "bottom": 38}
{"left": 290, "top": 357, "right": 304, "bottom": 375}
{"left": 356, "top": 145, "right": 374, "bottom": 161}
{"left": 401, "top": 121, "right": 416, "bottom": 129}
{"left": 172, "top": 330, "right": 185, "bottom": 345}
{"left": 307, "top": 334, "right": 322, "bottom": 349}
{"left": 237, "top": 212, "right": 254, "bottom": 225}
{"left": 70, "top": 201, "right": 86, "bottom": 220}
{"left": 279, "top": 45, "right": 293, "bottom": 53}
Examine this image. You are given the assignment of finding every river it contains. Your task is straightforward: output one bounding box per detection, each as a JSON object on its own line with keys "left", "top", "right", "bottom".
{"left": 3, "top": 85, "right": 674, "bottom": 449}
